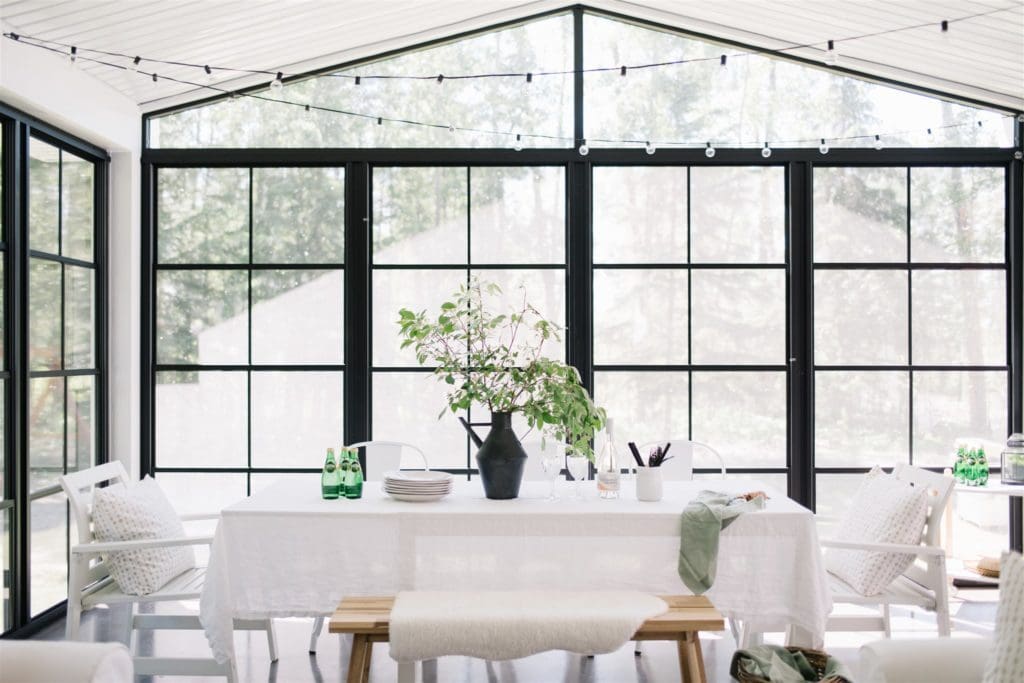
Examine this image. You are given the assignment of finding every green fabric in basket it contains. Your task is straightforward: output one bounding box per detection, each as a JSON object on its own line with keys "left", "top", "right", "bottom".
{"left": 733, "top": 645, "right": 853, "bottom": 683}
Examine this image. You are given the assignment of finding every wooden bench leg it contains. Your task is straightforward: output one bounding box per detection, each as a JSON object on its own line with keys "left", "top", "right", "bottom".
{"left": 677, "top": 632, "right": 707, "bottom": 683}
{"left": 348, "top": 634, "right": 370, "bottom": 683}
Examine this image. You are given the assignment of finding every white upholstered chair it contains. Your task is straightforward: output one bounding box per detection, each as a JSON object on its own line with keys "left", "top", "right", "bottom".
{"left": 308, "top": 440, "right": 429, "bottom": 654}
{"left": 60, "top": 462, "right": 277, "bottom": 682}
{"left": 637, "top": 439, "right": 727, "bottom": 480}
{"left": 821, "top": 464, "right": 955, "bottom": 637}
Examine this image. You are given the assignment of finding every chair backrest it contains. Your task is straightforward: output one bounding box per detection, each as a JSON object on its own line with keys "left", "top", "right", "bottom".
{"left": 59, "top": 461, "right": 131, "bottom": 546}
{"left": 891, "top": 464, "right": 955, "bottom": 590}
{"left": 347, "top": 441, "right": 429, "bottom": 481}
{"left": 520, "top": 440, "right": 566, "bottom": 481}
{"left": 637, "top": 439, "right": 727, "bottom": 481}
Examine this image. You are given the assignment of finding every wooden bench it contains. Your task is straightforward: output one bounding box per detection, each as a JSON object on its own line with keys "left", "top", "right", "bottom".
{"left": 329, "top": 594, "right": 725, "bottom": 683}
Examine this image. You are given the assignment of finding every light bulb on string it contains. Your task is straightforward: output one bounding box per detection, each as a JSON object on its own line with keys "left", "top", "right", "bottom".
{"left": 269, "top": 72, "right": 284, "bottom": 92}
{"left": 824, "top": 40, "right": 839, "bottom": 66}
{"left": 448, "top": 124, "right": 456, "bottom": 133}
{"left": 818, "top": 138, "right": 829, "bottom": 155}
{"left": 705, "top": 142, "right": 716, "bottom": 158}
{"left": 578, "top": 140, "right": 589, "bottom": 156}
{"left": 873, "top": 134, "right": 884, "bottom": 151}
{"left": 203, "top": 65, "right": 213, "bottom": 82}
{"left": 645, "top": 141, "right": 656, "bottom": 155}
{"left": 940, "top": 20, "right": 950, "bottom": 42}
{"left": 761, "top": 142, "right": 772, "bottom": 158}
{"left": 151, "top": 72, "right": 158, "bottom": 85}
{"left": 514, "top": 134, "right": 523, "bottom": 152}
{"left": 130, "top": 56, "right": 141, "bottom": 73}
{"left": 68, "top": 46, "right": 78, "bottom": 67}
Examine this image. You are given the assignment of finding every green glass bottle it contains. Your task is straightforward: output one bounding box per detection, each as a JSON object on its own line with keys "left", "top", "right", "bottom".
{"left": 346, "top": 457, "right": 364, "bottom": 499}
{"left": 953, "top": 445, "right": 967, "bottom": 484}
{"left": 975, "top": 447, "right": 989, "bottom": 486}
{"left": 321, "top": 448, "right": 340, "bottom": 499}
{"left": 965, "top": 449, "right": 978, "bottom": 486}
{"left": 337, "top": 455, "right": 351, "bottom": 499}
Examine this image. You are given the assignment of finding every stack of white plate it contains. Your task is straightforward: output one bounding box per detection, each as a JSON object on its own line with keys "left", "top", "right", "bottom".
{"left": 383, "top": 470, "right": 453, "bottom": 502}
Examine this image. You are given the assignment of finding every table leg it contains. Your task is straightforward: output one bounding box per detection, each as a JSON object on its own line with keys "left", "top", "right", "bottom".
{"left": 361, "top": 640, "right": 373, "bottom": 682}
{"left": 397, "top": 660, "right": 416, "bottom": 683}
{"left": 347, "top": 635, "right": 368, "bottom": 683}
{"left": 691, "top": 633, "right": 707, "bottom": 683}
{"left": 677, "top": 633, "right": 704, "bottom": 683}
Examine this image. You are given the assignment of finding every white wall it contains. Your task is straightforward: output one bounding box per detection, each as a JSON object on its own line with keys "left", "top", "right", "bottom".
{"left": 0, "top": 24, "right": 143, "bottom": 477}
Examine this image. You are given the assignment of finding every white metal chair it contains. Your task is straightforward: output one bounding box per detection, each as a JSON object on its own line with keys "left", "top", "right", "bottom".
{"left": 638, "top": 439, "right": 727, "bottom": 480}
{"left": 308, "top": 440, "right": 429, "bottom": 654}
{"left": 821, "top": 464, "right": 955, "bottom": 637}
{"left": 60, "top": 462, "right": 278, "bottom": 682}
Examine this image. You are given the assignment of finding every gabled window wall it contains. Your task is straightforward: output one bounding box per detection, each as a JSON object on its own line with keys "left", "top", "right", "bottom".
{"left": 142, "top": 7, "right": 1023, "bottom": 552}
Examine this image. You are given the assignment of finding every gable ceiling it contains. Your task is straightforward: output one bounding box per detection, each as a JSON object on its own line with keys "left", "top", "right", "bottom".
{"left": 1, "top": 0, "right": 1021, "bottom": 113}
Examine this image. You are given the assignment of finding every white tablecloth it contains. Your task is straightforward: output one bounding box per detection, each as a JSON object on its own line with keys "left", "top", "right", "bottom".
{"left": 200, "top": 477, "right": 831, "bottom": 664}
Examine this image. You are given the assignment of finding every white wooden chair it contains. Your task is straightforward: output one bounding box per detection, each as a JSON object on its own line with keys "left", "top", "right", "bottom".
{"left": 308, "top": 441, "right": 429, "bottom": 654}
{"left": 638, "top": 439, "right": 727, "bottom": 480}
{"left": 60, "top": 462, "right": 278, "bottom": 682}
{"left": 821, "top": 464, "right": 955, "bottom": 637}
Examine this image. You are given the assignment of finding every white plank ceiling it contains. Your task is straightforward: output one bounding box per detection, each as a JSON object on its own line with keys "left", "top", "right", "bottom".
{"left": 1, "top": 0, "right": 1021, "bottom": 112}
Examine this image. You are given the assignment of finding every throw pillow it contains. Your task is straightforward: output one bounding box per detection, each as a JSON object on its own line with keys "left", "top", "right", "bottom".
{"left": 984, "top": 551, "right": 1024, "bottom": 683}
{"left": 825, "top": 466, "right": 928, "bottom": 596}
{"left": 91, "top": 476, "right": 195, "bottom": 596}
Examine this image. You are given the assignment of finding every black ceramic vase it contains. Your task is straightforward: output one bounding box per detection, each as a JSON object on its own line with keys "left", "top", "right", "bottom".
{"left": 462, "top": 411, "right": 527, "bottom": 499}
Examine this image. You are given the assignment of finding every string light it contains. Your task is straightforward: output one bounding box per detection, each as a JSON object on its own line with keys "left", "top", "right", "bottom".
{"left": 514, "top": 133, "right": 523, "bottom": 151}
{"left": 874, "top": 134, "right": 884, "bottom": 150}
{"left": 203, "top": 65, "right": 213, "bottom": 82}
{"left": 720, "top": 55, "right": 727, "bottom": 67}
{"left": 526, "top": 72, "right": 533, "bottom": 83}
{"left": 620, "top": 65, "right": 627, "bottom": 76}
{"left": 645, "top": 140, "right": 656, "bottom": 155}
{"left": 705, "top": 142, "right": 716, "bottom": 158}
{"left": 270, "top": 71, "right": 284, "bottom": 91}
{"left": 130, "top": 55, "right": 141, "bottom": 72}
{"left": 377, "top": 116, "right": 383, "bottom": 125}
{"left": 355, "top": 76, "right": 361, "bottom": 85}
{"left": 761, "top": 142, "right": 772, "bottom": 158}
{"left": 578, "top": 140, "right": 589, "bottom": 156}
{"left": 151, "top": 72, "right": 158, "bottom": 83}
{"left": 941, "top": 20, "right": 949, "bottom": 33}
{"left": 448, "top": 124, "right": 456, "bottom": 133}
{"left": 68, "top": 45, "right": 77, "bottom": 66}
{"left": 824, "top": 40, "right": 839, "bottom": 66}
{"left": 819, "top": 138, "right": 829, "bottom": 154}
{"left": 437, "top": 74, "right": 445, "bottom": 83}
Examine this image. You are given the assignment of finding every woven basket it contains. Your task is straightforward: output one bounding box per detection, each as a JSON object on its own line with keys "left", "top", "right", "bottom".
{"left": 730, "top": 647, "right": 852, "bottom": 683}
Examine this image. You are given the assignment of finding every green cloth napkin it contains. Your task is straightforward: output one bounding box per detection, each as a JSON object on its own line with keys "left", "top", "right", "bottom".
{"left": 677, "top": 490, "right": 765, "bottom": 595}
{"left": 732, "top": 645, "right": 853, "bottom": 683}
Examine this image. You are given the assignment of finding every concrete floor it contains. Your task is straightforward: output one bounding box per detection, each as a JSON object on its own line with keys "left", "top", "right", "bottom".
{"left": 28, "top": 587, "right": 998, "bottom": 682}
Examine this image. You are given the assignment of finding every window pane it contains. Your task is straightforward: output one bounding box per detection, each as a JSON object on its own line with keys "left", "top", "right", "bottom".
{"left": 691, "top": 269, "right": 785, "bottom": 364}
{"left": 470, "top": 167, "right": 564, "bottom": 265}
{"left": 372, "top": 269, "right": 465, "bottom": 367}
{"left": 251, "top": 372, "right": 343, "bottom": 468}
{"left": 61, "top": 150, "right": 94, "bottom": 262}
{"left": 372, "top": 372, "right": 467, "bottom": 469}
{"left": 29, "top": 140, "right": 59, "bottom": 254}
{"left": 594, "top": 371, "right": 688, "bottom": 446}
{"left": 156, "top": 473, "right": 247, "bottom": 520}
{"left": 593, "top": 167, "right": 687, "bottom": 264}
{"left": 66, "top": 376, "right": 96, "bottom": 476}
{"left": 252, "top": 270, "right": 343, "bottom": 364}
{"left": 474, "top": 269, "right": 566, "bottom": 361}
{"left": 149, "top": 14, "right": 573, "bottom": 149}
{"left": 815, "top": 371, "right": 909, "bottom": 468}
{"left": 912, "top": 371, "right": 1006, "bottom": 467}
{"left": 594, "top": 269, "right": 687, "bottom": 365}
{"left": 911, "top": 167, "right": 1004, "bottom": 263}
{"left": 583, "top": 13, "right": 1011, "bottom": 149}
{"left": 690, "top": 167, "right": 784, "bottom": 263}
{"left": 156, "top": 270, "right": 248, "bottom": 365}
{"left": 692, "top": 372, "right": 786, "bottom": 467}
{"left": 373, "top": 167, "right": 467, "bottom": 264}
{"left": 815, "top": 474, "right": 865, "bottom": 531}
{"left": 30, "top": 493, "right": 67, "bottom": 616}
{"left": 253, "top": 167, "right": 344, "bottom": 264}
{"left": 65, "top": 265, "right": 94, "bottom": 369}
{"left": 156, "top": 371, "right": 246, "bottom": 468}
{"left": 157, "top": 168, "right": 248, "bottom": 264}
{"left": 814, "top": 167, "right": 906, "bottom": 263}
{"left": 912, "top": 270, "right": 1005, "bottom": 366}
{"left": 29, "top": 377, "right": 63, "bottom": 493}
{"left": 814, "top": 270, "right": 908, "bottom": 365}
{"left": 29, "top": 259, "right": 61, "bottom": 371}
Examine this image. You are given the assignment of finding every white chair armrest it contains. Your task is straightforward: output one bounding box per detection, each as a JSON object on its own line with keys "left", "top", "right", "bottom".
{"left": 179, "top": 512, "right": 221, "bottom": 522}
{"left": 821, "top": 538, "right": 945, "bottom": 556}
{"left": 859, "top": 637, "right": 990, "bottom": 683}
{"left": 72, "top": 535, "right": 214, "bottom": 554}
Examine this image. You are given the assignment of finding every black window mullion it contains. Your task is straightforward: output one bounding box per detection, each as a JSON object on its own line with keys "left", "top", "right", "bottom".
{"left": 787, "top": 161, "right": 813, "bottom": 509}
{"left": 345, "top": 162, "right": 370, "bottom": 450}
{"left": 246, "top": 168, "right": 253, "bottom": 495}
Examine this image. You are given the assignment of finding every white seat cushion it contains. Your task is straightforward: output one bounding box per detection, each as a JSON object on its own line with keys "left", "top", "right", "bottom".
{"left": 984, "top": 551, "right": 1024, "bottom": 683}
{"left": 825, "top": 466, "right": 928, "bottom": 597}
{"left": 91, "top": 476, "right": 195, "bottom": 596}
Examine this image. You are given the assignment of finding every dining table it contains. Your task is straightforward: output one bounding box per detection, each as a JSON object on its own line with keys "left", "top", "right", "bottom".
{"left": 199, "top": 476, "right": 832, "bottom": 675}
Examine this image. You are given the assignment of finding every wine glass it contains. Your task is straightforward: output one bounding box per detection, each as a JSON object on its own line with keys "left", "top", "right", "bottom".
{"left": 540, "top": 449, "right": 564, "bottom": 501}
{"left": 566, "top": 456, "right": 589, "bottom": 501}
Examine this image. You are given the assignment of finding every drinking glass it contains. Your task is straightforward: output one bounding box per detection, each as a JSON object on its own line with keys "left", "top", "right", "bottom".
{"left": 566, "top": 456, "right": 589, "bottom": 501}
{"left": 540, "top": 449, "right": 564, "bottom": 501}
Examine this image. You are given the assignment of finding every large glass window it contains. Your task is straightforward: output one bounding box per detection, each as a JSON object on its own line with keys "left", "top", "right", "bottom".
{"left": 371, "top": 166, "right": 566, "bottom": 470}
{"left": 592, "top": 166, "right": 788, "bottom": 473}
{"left": 154, "top": 166, "right": 344, "bottom": 499}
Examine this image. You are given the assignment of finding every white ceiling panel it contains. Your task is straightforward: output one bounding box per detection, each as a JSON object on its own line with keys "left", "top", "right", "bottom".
{"left": 1, "top": 0, "right": 1021, "bottom": 112}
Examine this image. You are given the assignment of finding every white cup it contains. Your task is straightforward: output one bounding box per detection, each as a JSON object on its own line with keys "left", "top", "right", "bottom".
{"left": 635, "top": 466, "right": 663, "bottom": 502}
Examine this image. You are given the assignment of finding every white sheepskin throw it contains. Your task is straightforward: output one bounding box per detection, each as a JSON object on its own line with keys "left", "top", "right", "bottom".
{"left": 388, "top": 590, "right": 668, "bottom": 662}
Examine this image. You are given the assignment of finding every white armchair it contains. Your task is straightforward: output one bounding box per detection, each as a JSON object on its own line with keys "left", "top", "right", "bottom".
{"left": 822, "top": 464, "right": 955, "bottom": 638}
{"left": 60, "top": 462, "right": 277, "bottom": 682}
